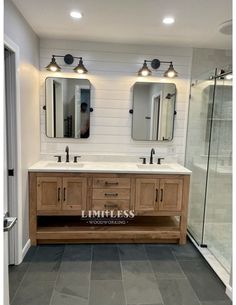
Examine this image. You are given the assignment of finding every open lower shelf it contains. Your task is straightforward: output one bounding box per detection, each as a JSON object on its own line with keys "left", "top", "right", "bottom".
{"left": 36, "top": 216, "right": 181, "bottom": 243}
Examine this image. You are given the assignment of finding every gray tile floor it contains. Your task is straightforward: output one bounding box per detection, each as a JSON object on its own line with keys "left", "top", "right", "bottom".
{"left": 9, "top": 241, "right": 232, "bottom": 305}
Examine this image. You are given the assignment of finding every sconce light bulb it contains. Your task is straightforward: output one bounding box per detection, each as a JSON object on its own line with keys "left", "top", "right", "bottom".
{"left": 167, "top": 71, "right": 175, "bottom": 78}
{"left": 50, "top": 66, "right": 58, "bottom": 72}
{"left": 141, "top": 70, "right": 149, "bottom": 77}
{"left": 76, "top": 69, "right": 85, "bottom": 74}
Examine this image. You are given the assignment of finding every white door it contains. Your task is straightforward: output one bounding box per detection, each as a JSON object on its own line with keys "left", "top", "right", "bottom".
{"left": 4, "top": 46, "right": 18, "bottom": 305}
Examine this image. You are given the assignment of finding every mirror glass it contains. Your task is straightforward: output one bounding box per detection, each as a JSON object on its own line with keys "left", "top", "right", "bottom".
{"left": 132, "top": 82, "right": 176, "bottom": 141}
{"left": 45, "top": 77, "right": 91, "bottom": 138}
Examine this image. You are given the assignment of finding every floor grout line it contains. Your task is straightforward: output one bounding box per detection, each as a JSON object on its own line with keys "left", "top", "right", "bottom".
{"left": 144, "top": 245, "right": 165, "bottom": 305}
{"left": 87, "top": 244, "right": 93, "bottom": 305}
{"left": 48, "top": 244, "right": 65, "bottom": 305}
{"left": 9, "top": 243, "right": 231, "bottom": 305}
{"left": 10, "top": 246, "right": 39, "bottom": 304}
{"left": 117, "top": 243, "right": 128, "bottom": 305}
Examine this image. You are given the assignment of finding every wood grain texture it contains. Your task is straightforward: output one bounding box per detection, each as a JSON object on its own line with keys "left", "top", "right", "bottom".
{"left": 62, "top": 177, "right": 87, "bottom": 211}
{"left": 159, "top": 178, "right": 183, "bottom": 211}
{"left": 93, "top": 177, "right": 131, "bottom": 188}
{"left": 135, "top": 178, "right": 158, "bottom": 212}
{"left": 36, "top": 176, "right": 62, "bottom": 211}
{"left": 92, "top": 199, "right": 130, "bottom": 211}
{"left": 29, "top": 173, "right": 37, "bottom": 245}
{"left": 179, "top": 175, "right": 190, "bottom": 244}
{"left": 92, "top": 188, "right": 130, "bottom": 200}
{"left": 29, "top": 172, "right": 190, "bottom": 245}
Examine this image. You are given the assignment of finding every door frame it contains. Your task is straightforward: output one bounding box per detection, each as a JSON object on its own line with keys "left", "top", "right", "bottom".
{"left": 4, "top": 35, "right": 23, "bottom": 265}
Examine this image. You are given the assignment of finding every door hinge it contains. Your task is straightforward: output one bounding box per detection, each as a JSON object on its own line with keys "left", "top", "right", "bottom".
{"left": 8, "top": 169, "right": 14, "bottom": 176}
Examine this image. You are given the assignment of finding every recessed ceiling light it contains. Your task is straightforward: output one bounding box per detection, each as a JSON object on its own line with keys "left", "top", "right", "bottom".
{"left": 70, "top": 11, "right": 83, "bottom": 19}
{"left": 163, "top": 16, "right": 175, "bottom": 25}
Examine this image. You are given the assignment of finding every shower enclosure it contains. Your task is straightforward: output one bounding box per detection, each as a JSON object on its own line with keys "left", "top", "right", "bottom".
{"left": 185, "top": 68, "right": 232, "bottom": 273}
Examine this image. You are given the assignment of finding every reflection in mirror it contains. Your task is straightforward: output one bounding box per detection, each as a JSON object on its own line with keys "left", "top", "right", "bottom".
{"left": 132, "top": 82, "right": 176, "bottom": 141}
{"left": 45, "top": 77, "right": 91, "bottom": 138}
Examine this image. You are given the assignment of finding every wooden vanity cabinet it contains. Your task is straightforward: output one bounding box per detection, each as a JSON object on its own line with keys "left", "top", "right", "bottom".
{"left": 29, "top": 172, "right": 190, "bottom": 246}
{"left": 135, "top": 178, "right": 158, "bottom": 212}
{"left": 135, "top": 178, "right": 183, "bottom": 214}
{"left": 159, "top": 178, "right": 183, "bottom": 211}
{"left": 36, "top": 176, "right": 87, "bottom": 213}
{"left": 37, "top": 177, "right": 62, "bottom": 211}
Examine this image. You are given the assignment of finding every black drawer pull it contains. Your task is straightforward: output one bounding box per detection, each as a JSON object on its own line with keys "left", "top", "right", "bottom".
{"left": 104, "top": 193, "right": 118, "bottom": 197}
{"left": 63, "top": 188, "right": 66, "bottom": 201}
{"left": 155, "top": 189, "right": 158, "bottom": 202}
{"left": 105, "top": 181, "right": 119, "bottom": 186}
{"left": 104, "top": 204, "right": 118, "bottom": 209}
{"left": 160, "top": 189, "right": 163, "bottom": 202}
{"left": 58, "top": 188, "right": 61, "bottom": 202}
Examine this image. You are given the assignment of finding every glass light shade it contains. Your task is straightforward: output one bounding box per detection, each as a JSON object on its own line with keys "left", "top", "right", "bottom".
{"left": 46, "top": 57, "right": 61, "bottom": 72}
{"left": 74, "top": 58, "right": 88, "bottom": 74}
{"left": 138, "top": 61, "right": 152, "bottom": 76}
{"left": 164, "top": 63, "right": 178, "bottom": 78}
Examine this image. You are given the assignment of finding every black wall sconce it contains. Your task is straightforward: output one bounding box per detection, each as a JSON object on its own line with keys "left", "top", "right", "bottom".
{"left": 46, "top": 54, "right": 88, "bottom": 74}
{"left": 138, "top": 59, "right": 178, "bottom": 78}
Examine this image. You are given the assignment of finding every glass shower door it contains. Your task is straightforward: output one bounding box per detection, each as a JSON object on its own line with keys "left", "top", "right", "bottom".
{"left": 185, "top": 70, "right": 216, "bottom": 244}
{"left": 203, "top": 74, "right": 232, "bottom": 272}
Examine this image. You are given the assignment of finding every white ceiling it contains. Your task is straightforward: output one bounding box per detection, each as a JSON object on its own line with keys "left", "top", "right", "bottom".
{"left": 12, "top": 0, "right": 232, "bottom": 49}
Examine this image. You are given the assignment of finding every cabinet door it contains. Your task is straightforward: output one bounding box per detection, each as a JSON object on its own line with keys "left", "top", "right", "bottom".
{"left": 159, "top": 178, "right": 183, "bottom": 211}
{"left": 135, "top": 178, "right": 158, "bottom": 212}
{"left": 37, "top": 177, "right": 62, "bottom": 211}
{"left": 62, "top": 177, "right": 87, "bottom": 211}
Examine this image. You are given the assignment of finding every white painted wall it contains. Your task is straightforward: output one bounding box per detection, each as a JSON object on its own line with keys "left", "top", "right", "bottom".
{"left": 4, "top": 0, "right": 40, "bottom": 258}
{"left": 40, "top": 39, "right": 192, "bottom": 164}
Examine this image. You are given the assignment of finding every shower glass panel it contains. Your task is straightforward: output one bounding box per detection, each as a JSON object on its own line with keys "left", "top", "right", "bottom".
{"left": 185, "top": 70, "right": 216, "bottom": 244}
{"left": 185, "top": 69, "right": 232, "bottom": 273}
{"left": 203, "top": 75, "right": 232, "bottom": 272}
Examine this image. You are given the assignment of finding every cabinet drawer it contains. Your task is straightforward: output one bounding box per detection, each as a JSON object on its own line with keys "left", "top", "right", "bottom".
{"left": 92, "top": 200, "right": 130, "bottom": 210}
{"left": 92, "top": 188, "right": 130, "bottom": 200}
{"left": 93, "top": 178, "right": 130, "bottom": 189}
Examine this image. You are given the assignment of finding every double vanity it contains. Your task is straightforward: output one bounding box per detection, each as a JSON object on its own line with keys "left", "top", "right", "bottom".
{"left": 29, "top": 151, "right": 191, "bottom": 246}
{"left": 28, "top": 77, "right": 191, "bottom": 245}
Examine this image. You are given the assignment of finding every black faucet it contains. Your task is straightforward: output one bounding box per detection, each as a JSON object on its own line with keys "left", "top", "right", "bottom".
{"left": 150, "top": 148, "right": 155, "bottom": 164}
{"left": 65, "top": 146, "right": 70, "bottom": 162}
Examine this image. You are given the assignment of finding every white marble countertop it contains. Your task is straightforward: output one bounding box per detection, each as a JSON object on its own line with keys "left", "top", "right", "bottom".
{"left": 29, "top": 160, "right": 191, "bottom": 175}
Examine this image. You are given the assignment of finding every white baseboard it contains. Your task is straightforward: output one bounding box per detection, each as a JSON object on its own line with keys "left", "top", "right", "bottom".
{"left": 226, "top": 284, "right": 232, "bottom": 300}
{"left": 22, "top": 239, "right": 31, "bottom": 260}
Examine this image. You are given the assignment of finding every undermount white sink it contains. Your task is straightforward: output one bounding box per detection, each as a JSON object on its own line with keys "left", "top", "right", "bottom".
{"left": 45, "top": 162, "right": 84, "bottom": 168}
{"left": 136, "top": 164, "right": 175, "bottom": 170}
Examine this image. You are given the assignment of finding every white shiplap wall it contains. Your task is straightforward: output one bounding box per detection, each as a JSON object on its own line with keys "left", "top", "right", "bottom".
{"left": 39, "top": 39, "right": 192, "bottom": 164}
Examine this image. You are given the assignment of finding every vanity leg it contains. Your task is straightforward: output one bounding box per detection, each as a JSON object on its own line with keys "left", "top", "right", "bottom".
{"left": 179, "top": 214, "right": 187, "bottom": 244}
{"left": 29, "top": 173, "right": 37, "bottom": 246}
{"left": 179, "top": 175, "right": 190, "bottom": 245}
